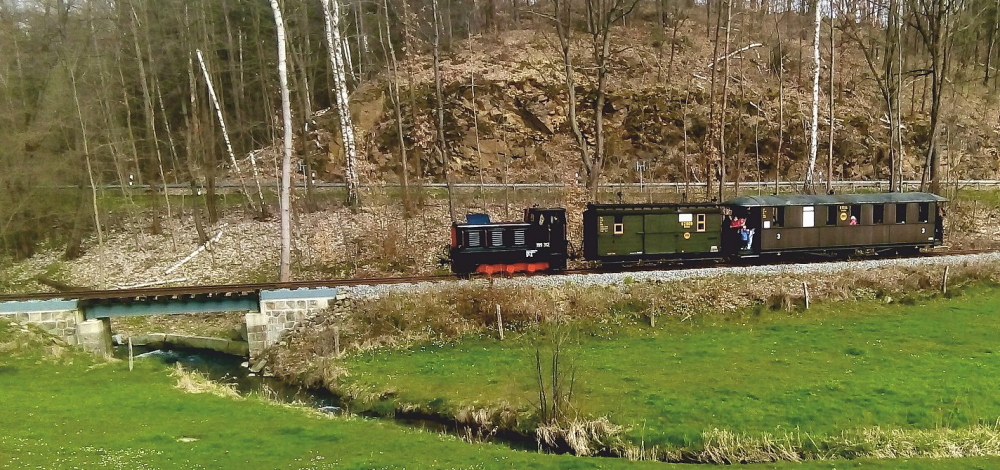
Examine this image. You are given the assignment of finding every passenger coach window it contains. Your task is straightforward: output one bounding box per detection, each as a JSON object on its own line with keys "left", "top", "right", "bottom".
{"left": 873, "top": 204, "right": 885, "bottom": 224}
{"left": 918, "top": 203, "right": 930, "bottom": 222}
{"left": 775, "top": 207, "right": 785, "bottom": 228}
{"left": 851, "top": 205, "right": 862, "bottom": 224}
{"left": 896, "top": 204, "right": 907, "bottom": 223}
{"left": 826, "top": 206, "right": 837, "bottom": 225}
{"left": 802, "top": 206, "right": 815, "bottom": 228}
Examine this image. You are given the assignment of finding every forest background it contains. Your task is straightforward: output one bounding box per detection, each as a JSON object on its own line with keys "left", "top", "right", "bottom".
{"left": 1, "top": 0, "right": 999, "bottom": 284}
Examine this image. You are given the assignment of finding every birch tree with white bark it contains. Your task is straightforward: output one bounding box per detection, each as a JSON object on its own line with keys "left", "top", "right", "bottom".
{"left": 269, "top": 0, "right": 293, "bottom": 282}
{"left": 805, "top": 0, "right": 822, "bottom": 193}
{"left": 322, "top": 0, "right": 362, "bottom": 207}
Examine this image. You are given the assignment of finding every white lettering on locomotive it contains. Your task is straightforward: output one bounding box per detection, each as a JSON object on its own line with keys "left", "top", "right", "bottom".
{"left": 526, "top": 250, "right": 538, "bottom": 258}
{"left": 536, "top": 242, "right": 550, "bottom": 248}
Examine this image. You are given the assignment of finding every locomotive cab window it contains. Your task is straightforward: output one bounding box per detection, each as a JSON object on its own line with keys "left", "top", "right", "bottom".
{"left": 918, "top": 203, "right": 930, "bottom": 223}
{"left": 896, "top": 203, "right": 908, "bottom": 223}
{"left": 873, "top": 204, "right": 885, "bottom": 224}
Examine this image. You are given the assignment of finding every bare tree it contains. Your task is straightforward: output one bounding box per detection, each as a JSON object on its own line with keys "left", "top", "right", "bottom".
{"left": 805, "top": 0, "right": 821, "bottom": 193}
{"left": 544, "top": 0, "right": 592, "bottom": 196}
{"left": 839, "top": 0, "right": 904, "bottom": 192}
{"left": 583, "top": 0, "right": 642, "bottom": 200}
{"left": 910, "top": 0, "right": 957, "bottom": 194}
{"left": 197, "top": 49, "right": 264, "bottom": 215}
{"left": 379, "top": 0, "right": 412, "bottom": 215}
{"left": 322, "top": 0, "right": 362, "bottom": 207}
{"left": 432, "top": 0, "right": 458, "bottom": 222}
{"left": 269, "top": 0, "right": 294, "bottom": 282}
{"left": 827, "top": 12, "right": 835, "bottom": 193}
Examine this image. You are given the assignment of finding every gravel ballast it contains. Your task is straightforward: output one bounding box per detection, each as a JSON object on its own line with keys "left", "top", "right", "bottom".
{"left": 338, "top": 251, "right": 1000, "bottom": 299}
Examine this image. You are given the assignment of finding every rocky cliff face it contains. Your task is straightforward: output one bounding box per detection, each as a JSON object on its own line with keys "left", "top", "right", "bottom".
{"left": 314, "top": 24, "right": 1000, "bottom": 188}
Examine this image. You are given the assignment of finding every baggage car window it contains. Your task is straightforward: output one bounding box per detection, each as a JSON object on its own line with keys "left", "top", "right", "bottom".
{"left": 802, "top": 206, "right": 815, "bottom": 228}
{"left": 696, "top": 214, "right": 706, "bottom": 232}
{"left": 896, "top": 204, "right": 907, "bottom": 223}
{"left": 614, "top": 223, "right": 624, "bottom": 235}
{"left": 873, "top": 204, "right": 885, "bottom": 224}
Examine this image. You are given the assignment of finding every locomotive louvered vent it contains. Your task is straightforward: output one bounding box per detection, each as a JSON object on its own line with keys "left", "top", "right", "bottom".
{"left": 514, "top": 230, "right": 526, "bottom": 245}
{"left": 468, "top": 231, "right": 481, "bottom": 247}
{"left": 491, "top": 230, "right": 504, "bottom": 246}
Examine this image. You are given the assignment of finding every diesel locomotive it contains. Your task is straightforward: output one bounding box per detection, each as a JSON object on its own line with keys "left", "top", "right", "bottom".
{"left": 449, "top": 192, "right": 947, "bottom": 274}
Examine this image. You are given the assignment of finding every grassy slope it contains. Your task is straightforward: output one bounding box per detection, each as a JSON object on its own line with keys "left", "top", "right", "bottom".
{"left": 0, "top": 336, "right": 650, "bottom": 469}
{"left": 1, "top": 323, "right": 998, "bottom": 467}
{"left": 344, "top": 284, "right": 1000, "bottom": 449}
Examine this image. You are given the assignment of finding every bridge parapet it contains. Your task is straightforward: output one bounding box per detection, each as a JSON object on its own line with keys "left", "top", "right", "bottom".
{"left": 248, "top": 287, "right": 344, "bottom": 360}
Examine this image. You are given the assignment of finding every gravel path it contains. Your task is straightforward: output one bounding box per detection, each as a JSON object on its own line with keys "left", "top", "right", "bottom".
{"left": 339, "top": 251, "right": 1000, "bottom": 298}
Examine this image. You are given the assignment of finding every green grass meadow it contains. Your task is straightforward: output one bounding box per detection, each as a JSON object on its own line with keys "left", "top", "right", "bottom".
{"left": 343, "top": 284, "right": 1000, "bottom": 450}
{"left": 4, "top": 288, "right": 1000, "bottom": 468}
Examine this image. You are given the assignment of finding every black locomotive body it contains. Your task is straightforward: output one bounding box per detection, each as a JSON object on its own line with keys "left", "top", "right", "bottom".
{"left": 449, "top": 208, "right": 568, "bottom": 275}
{"left": 448, "top": 192, "right": 947, "bottom": 274}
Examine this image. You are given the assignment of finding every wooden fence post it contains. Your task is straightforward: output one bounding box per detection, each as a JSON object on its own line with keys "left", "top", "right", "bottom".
{"left": 803, "top": 282, "right": 810, "bottom": 310}
{"left": 334, "top": 326, "right": 341, "bottom": 357}
{"left": 496, "top": 304, "right": 504, "bottom": 341}
{"left": 941, "top": 266, "right": 949, "bottom": 294}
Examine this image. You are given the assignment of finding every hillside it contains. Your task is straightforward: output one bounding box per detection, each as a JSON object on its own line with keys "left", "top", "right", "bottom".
{"left": 318, "top": 13, "right": 1000, "bottom": 187}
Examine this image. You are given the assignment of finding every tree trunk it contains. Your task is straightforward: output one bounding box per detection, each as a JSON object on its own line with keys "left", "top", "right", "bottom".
{"left": 552, "top": 0, "right": 592, "bottom": 198}
{"left": 805, "top": 0, "right": 821, "bottom": 194}
{"left": 380, "top": 0, "right": 411, "bottom": 215}
{"left": 69, "top": 67, "right": 106, "bottom": 288}
{"left": 322, "top": 0, "right": 362, "bottom": 207}
{"left": 432, "top": 0, "right": 458, "bottom": 223}
{"left": 827, "top": 14, "right": 835, "bottom": 194}
{"left": 269, "top": 0, "right": 293, "bottom": 282}
{"left": 196, "top": 49, "right": 261, "bottom": 214}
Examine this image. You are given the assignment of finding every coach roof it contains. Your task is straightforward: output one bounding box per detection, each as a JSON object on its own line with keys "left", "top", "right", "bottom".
{"left": 726, "top": 192, "right": 948, "bottom": 207}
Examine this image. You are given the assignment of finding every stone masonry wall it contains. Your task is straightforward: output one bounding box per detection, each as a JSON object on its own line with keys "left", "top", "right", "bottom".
{"left": 247, "top": 290, "right": 348, "bottom": 361}
{"left": 0, "top": 309, "right": 83, "bottom": 346}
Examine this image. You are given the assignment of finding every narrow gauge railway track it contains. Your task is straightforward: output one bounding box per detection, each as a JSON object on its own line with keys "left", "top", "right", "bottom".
{"left": 0, "top": 247, "right": 992, "bottom": 304}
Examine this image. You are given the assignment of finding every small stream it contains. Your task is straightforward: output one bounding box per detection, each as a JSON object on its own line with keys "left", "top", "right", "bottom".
{"left": 113, "top": 345, "right": 534, "bottom": 450}
{"left": 115, "top": 345, "right": 342, "bottom": 411}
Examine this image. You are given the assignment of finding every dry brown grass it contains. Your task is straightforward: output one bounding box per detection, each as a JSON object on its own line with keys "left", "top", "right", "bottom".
{"left": 170, "top": 363, "right": 241, "bottom": 399}
{"left": 536, "top": 416, "right": 623, "bottom": 456}
{"left": 625, "top": 423, "right": 1000, "bottom": 464}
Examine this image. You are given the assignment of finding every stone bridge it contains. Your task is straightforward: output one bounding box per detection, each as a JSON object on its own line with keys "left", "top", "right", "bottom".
{"left": 0, "top": 287, "right": 347, "bottom": 360}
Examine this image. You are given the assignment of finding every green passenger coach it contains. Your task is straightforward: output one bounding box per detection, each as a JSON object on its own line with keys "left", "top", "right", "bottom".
{"left": 582, "top": 203, "right": 725, "bottom": 262}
